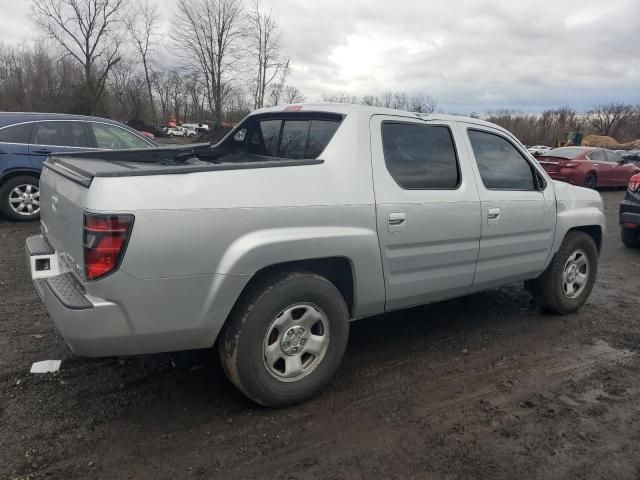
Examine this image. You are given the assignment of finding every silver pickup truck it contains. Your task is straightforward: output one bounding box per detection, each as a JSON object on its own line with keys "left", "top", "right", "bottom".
{"left": 26, "top": 104, "right": 605, "bottom": 406}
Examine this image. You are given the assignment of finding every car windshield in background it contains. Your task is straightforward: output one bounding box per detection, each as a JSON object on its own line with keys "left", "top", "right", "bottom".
{"left": 544, "top": 148, "right": 584, "bottom": 159}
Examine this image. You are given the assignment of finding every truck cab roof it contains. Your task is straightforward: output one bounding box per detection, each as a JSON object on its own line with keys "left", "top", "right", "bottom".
{"left": 249, "top": 103, "right": 510, "bottom": 135}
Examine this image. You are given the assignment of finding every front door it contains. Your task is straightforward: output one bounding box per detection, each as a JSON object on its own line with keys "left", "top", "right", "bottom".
{"left": 370, "top": 116, "right": 482, "bottom": 311}
{"left": 462, "top": 126, "right": 556, "bottom": 290}
{"left": 605, "top": 150, "right": 635, "bottom": 185}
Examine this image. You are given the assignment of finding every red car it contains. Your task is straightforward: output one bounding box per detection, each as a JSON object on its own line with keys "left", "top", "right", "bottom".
{"left": 137, "top": 130, "right": 156, "bottom": 142}
{"left": 537, "top": 147, "right": 640, "bottom": 189}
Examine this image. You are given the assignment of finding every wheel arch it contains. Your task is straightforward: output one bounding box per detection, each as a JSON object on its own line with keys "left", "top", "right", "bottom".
{"left": 0, "top": 168, "right": 41, "bottom": 186}
{"left": 233, "top": 256, "right": 356, "bottom": 317}
{"left": 568, "top": 225, "right": 603, "bottom": 254}
{"left": 584, "top": 170, "right": 598, "bottom": 186}
{"left": 200, "top": 226, "right": 386, "bottom": 348}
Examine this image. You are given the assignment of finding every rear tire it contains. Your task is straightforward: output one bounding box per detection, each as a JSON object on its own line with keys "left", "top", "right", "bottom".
{"left": 0, "top": 175, "right": 41, "bottom": 222}
{"left": 219, "top": 271, "right": 349, "bottom": 407}
{"left": 621, "top": 227, "right": 640, "bottom": 248}
{"left": 584, "top": 173, "right": 598, "bottom": 189}
{"left": 528, "top": 231, "right": 598, "bottom": 314}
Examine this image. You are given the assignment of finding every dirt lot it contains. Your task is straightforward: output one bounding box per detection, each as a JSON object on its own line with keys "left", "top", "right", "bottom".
{"left": 1, "top": 190, "right": 639, "bottom": 480}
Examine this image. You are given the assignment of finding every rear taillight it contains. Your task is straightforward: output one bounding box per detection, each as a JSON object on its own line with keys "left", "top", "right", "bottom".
{"left": 83, "top": 213, "right": 134, "bottom": 281}
{"left": 629, "top": 174, "right": 640, "bottom": 193}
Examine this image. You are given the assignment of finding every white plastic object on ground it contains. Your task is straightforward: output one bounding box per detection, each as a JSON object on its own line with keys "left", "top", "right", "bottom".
{"left": 30, "top": 360, "right": 62, "bottom": 374}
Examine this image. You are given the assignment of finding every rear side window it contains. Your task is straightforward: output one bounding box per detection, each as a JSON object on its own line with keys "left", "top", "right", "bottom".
{"left": 0, "top": 123, "right": 33, "bottom": 143}
{"left": 467, "top": 129, "right": 535, "bottom": 190}
{"left": 249, "top": 119, "right": 281, "bottom": 156}
{"left": 91, "top": 123, "right": 151, "bottom": 149}
{"left": 381, "top": 122, "right": 460, "bottom": 189}
{"left": 33, "top": 121, "right": 90, "bottom": 147}
{"left": 246, "top": 118, "right": 340, "bottom": 159}
{"left": 588, "top": 150, "right": 605, "bottom": 162}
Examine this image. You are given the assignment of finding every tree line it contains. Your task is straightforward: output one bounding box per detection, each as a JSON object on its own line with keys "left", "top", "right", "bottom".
{"left": 1, "top": 0, "right": 639, "bottom": 144}
{"left": 0, "top": 0, "right": 303, "bottom": 126}
{"left": 484, "top": 104, "right": 640, "bottom": 146}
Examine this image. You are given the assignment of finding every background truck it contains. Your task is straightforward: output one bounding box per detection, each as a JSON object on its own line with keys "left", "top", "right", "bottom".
{"left": 26, "top": 104, "right": 605, "bottom": 406}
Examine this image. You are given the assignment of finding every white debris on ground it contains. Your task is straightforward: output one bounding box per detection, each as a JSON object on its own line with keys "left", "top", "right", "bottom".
{"left": 30, "top": 360, "right": 62, "bottom": 374}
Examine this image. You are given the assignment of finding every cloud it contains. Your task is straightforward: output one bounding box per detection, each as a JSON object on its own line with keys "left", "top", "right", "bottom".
{"left": 263, "top": 0, "right": 640, "bottom": 111}
{"left": 1, "top": 0, "right": 639, "bottom": 112}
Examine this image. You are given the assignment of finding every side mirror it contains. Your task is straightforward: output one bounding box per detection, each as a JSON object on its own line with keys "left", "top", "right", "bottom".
{"left": 618, "top": 159, "right": 628, "bottom": 165}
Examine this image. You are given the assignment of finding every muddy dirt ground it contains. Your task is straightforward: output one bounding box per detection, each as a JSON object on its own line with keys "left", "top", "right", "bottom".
{"left": 1, "top": 190, "right": 639, "bottom": 480}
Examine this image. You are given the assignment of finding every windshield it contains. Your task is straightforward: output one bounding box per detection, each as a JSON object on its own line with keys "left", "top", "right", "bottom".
{"left": 544, "top": 148, "right": 585, "bottom": 159}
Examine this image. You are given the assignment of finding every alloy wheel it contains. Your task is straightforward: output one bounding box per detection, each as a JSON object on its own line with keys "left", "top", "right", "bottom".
{"left": 8, "top": 183, "right": 40, "bottom": 216}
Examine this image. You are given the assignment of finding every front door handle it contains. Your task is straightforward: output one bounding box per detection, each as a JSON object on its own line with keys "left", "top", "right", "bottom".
{"left": 488, "top": 207, "right": 501, "bottom": 222}
{"left": 388, "top": 212, "right": 406, "bottom": 228}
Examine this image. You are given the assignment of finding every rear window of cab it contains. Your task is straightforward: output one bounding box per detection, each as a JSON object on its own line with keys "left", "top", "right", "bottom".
{"left": 224, "top": 113, "right": 342, "bottom": 160}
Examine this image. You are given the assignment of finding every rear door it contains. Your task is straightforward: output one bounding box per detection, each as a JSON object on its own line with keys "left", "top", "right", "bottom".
{"left": 29, "top": 121, "right": 93, "bottom": 170}
{"left": 371, "top": 116, "right": 482, "bottom": 310}
{"left": 462, "top": 126, "right": 556, "bottom": 290}
{"left": 0, "top": 123, "right": 33, "bottom": 171}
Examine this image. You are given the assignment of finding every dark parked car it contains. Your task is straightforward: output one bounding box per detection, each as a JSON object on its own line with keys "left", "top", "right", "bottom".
{"left": 622, "top": 150, "right": 640, "bottom": 163}
{"left": 620, "top": 173, "right": 640, "bottom": 248}
{"left": 537, "top": 147, "right": 640, "bottom": 189}
{"left": 0, "top": 113, "right": 155, "bottom": 221}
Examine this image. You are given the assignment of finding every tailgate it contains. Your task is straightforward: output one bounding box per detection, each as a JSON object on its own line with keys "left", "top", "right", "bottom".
{"left": 39, "top": 161, "right": 92, "bottom": 279}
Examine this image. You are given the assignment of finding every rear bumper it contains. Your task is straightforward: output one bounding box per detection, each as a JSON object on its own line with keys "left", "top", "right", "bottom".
{"left": 26, "top": 234, "right": 246, "bottom": 357}
{"left": 26, "top": 235, "right": 134, "bottom": 356}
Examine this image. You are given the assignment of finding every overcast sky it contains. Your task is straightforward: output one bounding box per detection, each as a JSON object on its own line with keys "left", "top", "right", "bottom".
{"left": 1, "top": 0, "right": 639, "bottom": 113}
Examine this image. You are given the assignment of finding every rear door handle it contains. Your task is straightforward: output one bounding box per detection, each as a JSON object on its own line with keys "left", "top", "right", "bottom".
{"left": 388, "top": 212, "right": 406, "bottom": 229}
{"left": 33, "top": 149, "right": 52, "bottom": 155}
{"left": 488, "top": 207, "right": 501, "bottom": 223}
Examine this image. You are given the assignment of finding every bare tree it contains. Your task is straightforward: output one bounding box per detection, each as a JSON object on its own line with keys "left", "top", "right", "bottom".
{"left": 360, "top": 94, "right": 381, "bottom": 106}
{"left": 126, "top": 0, "right": 159, "bottom": 122}
{"left": 282, "top": 85, "right": 304, "bottom": 104}
{"left": 268, "top": 82, "right": 284, "bottom": 106}
{"left": 32, "top": 0, "right": 127, "bottom": 114}
{"left": 172, "top": 0, "right": 244, "bottom": 125}
{"left": 247, "top": 0, "right": 288, "bottom": 109}
{"left": 110, "top": 60, "right": 146, "bottom": 120}
{"left": 586, "top": 103, "right": 634, "bottom": 138}
{"left": 410, "top": 93, "right": 437, "bottom": 114}
{"left": 322, "top": 92, "right": 358, "bottom": 104}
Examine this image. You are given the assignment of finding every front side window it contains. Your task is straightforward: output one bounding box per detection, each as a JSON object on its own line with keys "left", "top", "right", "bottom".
{"left": 91, "top": 123, "right": 151, "bottom": 149}
{"left": 468, "top": 129, "right": 535, "bottom": 190}
{"left": 605, "top": 150, "right": 623, "bottom": 163}
{"left": 381, "top": 122, "right": 460, "bottom": 189}
{"left": 32, "top": 121, "right": 90, "bottom": 148}
{"left": 0, "top": 123, "right": 33, "bottom": 143}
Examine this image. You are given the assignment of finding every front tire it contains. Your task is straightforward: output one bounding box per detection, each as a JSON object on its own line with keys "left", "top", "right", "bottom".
{"left": 219, "top": 271, "right": 349, "bottom": 407}
{"left": 584, "top": 173, "right": 598, "bottom": 189}
{"left": 621, "top": 227, "right": 640, "bottom": 248}
{"left": 0, "top": 175, "right": 41, "bottom": 222}
{"left": 528, "top": 231, "right": 598, "bottom": 314}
